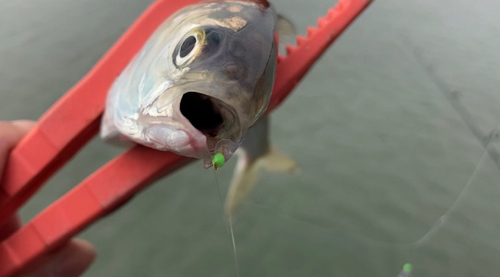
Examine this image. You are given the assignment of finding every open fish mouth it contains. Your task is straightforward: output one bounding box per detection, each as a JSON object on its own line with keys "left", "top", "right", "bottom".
{"left": 180, "top": 91, "right": 240, "bottom": 152}
{"left": 180, "top": 92, "right": 224, "bottom": 137}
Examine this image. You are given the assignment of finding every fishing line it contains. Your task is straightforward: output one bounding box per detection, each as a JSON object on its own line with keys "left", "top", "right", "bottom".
{"left": 412, "top": 124, "right": 500, "bottom": 247}
{"left": 403, "top": 39, "right": 500, "bottom": 247}
{"left": 227, "top": 215, "right": 240, "bottom": 277}
{"left": 213, "top": 170, "right": 226, "bottom": 214}
{"left": 212, "top": 153, "right": 240, "bottom": 277}
{"left": 412, "top": 147, "right": 487, "bottom": 246}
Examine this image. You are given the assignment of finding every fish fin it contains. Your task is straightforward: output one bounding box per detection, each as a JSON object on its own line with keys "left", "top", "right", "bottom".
{"left": 276, "top": 14, "right": 297, "bottom": 53}
{"left": 224, "top": 147, "right": 297, "bottom": 218}
{"left": 258, "top": 147, "right": 297, "bottom": 173}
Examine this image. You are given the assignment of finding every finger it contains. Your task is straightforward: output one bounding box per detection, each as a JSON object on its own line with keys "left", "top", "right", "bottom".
{"left": 0, "top": 120, "right": 37, "bottom": 179}
{"left": 19, "top": 239, "right": 96, "bottom": 277}
{"left": 51, "top": 239, "right": 96, "bottom": 277}
{"left": 10, "top": 120, "right": 37, "bottom": 133}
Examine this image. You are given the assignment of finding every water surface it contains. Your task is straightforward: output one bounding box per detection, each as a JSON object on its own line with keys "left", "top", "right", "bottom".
{"left": 1, "top": 0, "right": 500, "bottom": 276}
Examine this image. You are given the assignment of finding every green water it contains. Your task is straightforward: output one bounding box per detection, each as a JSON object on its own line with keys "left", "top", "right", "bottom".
{"left": 1, "top": 0, "right": 500, "bottom": 276}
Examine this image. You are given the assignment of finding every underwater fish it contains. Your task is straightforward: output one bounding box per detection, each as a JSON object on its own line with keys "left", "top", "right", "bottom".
{"left": 101, "top": 0, "right": 296, "bottom": 217}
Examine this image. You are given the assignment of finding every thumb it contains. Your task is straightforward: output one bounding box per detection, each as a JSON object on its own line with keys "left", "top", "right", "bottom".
{"left": 50, "top": 239, "right": 96, "bottom": 277}
{"left": 19, "top": 239, "right": 96, "bottom": 277}
{"left": 0, "top": 120, "right": 37, "bottom": 178}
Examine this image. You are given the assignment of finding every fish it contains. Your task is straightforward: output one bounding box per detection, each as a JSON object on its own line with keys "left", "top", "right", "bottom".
{"left": 224, "top": 117, "right": 297, "bottom": 217}
{"left": 100, "top": 0, "right": 297, "bottom": 217}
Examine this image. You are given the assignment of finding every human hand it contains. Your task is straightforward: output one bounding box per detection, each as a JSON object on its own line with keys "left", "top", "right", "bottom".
{"left": 0, "top": 121, "right": 95, "bottom": 277}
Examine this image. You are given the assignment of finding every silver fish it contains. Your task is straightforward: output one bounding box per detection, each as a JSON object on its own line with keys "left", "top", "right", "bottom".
{"left": 101, "top": 0, "right": 296, "bottom": 217}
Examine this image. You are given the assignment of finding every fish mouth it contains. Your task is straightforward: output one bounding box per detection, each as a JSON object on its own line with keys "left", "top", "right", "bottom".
{"left": 180, "top": 91, "right": 240, "bottom": 152}
{"left": 180, "top": 92, "right": 224, "bottom": 137}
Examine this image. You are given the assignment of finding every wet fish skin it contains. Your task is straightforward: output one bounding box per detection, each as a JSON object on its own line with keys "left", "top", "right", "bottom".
{"left": 101, "top": 0, "right": 278, "bottom": 164}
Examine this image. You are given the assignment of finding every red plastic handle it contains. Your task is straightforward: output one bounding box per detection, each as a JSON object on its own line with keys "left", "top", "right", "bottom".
{"left": 0, "top": 0, "right": 373, "bottom": 275}
{"left": 0, "top": 0, "right": 202, "bottom": 227}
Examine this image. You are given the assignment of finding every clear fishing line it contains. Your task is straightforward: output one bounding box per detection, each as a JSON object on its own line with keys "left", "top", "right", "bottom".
{"left": 212, "top": 154, "right": 240, "bottom": 277}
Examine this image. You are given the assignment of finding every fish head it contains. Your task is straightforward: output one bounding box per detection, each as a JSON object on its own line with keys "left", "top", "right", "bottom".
{"left": 104, "top": 2, "right": 277, "bottom": 164}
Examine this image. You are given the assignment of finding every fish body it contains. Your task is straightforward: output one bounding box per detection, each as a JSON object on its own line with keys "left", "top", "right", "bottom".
{"left": 101, "top": 0, "right": 296, "bottom": 217}
{"left": 101, "top": 0, "right": 277, "bottom": 165}
{"left": 225, "top": 117, "right": 296, "bottom": 217}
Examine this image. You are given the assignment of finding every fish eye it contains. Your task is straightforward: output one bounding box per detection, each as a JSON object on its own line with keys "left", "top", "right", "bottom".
{"left": 174, "top": 30, "right": 205, "bottom": 67}
{"left": 180, "top": 36, "right": 196, "bottom": 58}
{"left": 174, "top": 28, "right": 223, "bottom": 68}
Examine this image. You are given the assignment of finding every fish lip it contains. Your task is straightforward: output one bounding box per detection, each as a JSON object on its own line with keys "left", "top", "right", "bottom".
{"left": 140, "top": 96, "right": 212, "bottom": 159}
{"left": 143, "top": 87, "right": 241, "bottom": 159}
